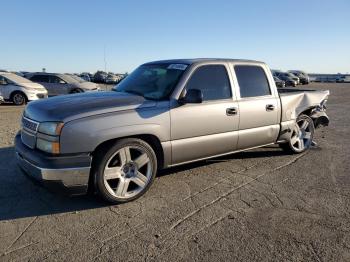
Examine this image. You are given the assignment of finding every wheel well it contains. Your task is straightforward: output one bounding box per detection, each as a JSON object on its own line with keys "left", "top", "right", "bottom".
{"left": 92, "top": 134, "right": 164, "bottom": 169}
{"left": 70, "top": 88, "right": 83, "bottom": 93}
{"left": 298, "top": 107, "right": 314, "bottom": 117}
{"left": 10, "top": 91, "right": 28, "bottom": 101}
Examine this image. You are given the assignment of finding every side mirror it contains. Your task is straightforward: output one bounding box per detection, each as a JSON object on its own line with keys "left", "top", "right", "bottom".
{"left": 179, "top": 89, "right": 203, "bottom": 104}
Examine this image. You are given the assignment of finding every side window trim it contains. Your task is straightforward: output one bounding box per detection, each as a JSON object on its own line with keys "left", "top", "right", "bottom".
{"left": 234, "top": 64, "right": 273, "bottom": 99}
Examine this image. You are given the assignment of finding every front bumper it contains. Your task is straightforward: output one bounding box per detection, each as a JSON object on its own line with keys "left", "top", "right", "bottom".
{"left": 15, "top": 134, "right": 91, "bottom": 195}
{"left": 27, "top": 92, "right": 48, "bottom": 101}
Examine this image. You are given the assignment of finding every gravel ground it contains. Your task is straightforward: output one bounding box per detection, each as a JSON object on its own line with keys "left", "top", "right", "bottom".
{"left": 0, "top": 83, "right": 349, "bottom": 261}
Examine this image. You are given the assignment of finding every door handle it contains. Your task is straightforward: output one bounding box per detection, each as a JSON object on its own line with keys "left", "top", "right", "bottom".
{"left": 266, "top": 104, "right": 275, "bottom": 111}
{"left": 226, "top": 107, "right": 238, "bottom": 116}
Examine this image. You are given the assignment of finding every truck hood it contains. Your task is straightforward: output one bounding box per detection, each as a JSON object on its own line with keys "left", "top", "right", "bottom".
{"left": 24, "top": 91, "right": 156, "bottom": 122}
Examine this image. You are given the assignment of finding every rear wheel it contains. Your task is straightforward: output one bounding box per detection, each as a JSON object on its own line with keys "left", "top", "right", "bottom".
{"left": 280, "top": 114, "right": 314, "bottom": 154}
{"left": 93, "top": 138, "right": 157, "bottom": 204}
{"left": 11, "top": 92, "right": 26, "bottom": 105}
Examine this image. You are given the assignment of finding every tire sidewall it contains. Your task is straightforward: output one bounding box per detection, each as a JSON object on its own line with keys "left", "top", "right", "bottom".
{"left": 12, "top": 92, "right": 26, "bottom": 105}
{"left": 289, "top": 114, "right": 315, "bottom": 153}
{"left": 94, "top": 138, "right": 157, "bottom": 204}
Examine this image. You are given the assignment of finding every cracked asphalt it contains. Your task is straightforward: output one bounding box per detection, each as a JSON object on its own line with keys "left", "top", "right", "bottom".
{"left": 0, "top": 83, "right": 349, "bottom": 261}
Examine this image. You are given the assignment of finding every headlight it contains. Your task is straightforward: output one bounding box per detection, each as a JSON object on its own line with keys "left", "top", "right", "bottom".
{"left": 36, "top": 138, "right": 60, "bottom": 154}
{"left": 38, "top": 122, "right": 64, "bottom": 136}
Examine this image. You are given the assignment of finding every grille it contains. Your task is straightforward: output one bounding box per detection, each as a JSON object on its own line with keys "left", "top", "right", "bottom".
{"left": 22, "top": 117, "right": 39, "bottom": 133}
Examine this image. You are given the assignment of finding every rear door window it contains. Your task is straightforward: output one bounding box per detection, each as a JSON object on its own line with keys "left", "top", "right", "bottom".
{"left": 235, "top": 65, "right": 271, "bottom": 98}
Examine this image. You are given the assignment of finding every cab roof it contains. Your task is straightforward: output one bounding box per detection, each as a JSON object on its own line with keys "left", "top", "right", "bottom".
{"left": 143, "top": 58, "right": 265, "bottom": 66}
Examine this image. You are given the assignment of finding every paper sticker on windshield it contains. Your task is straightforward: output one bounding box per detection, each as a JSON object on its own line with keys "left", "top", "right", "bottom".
{"left": 167, "top": 64, "right": 188, "bottom": 70}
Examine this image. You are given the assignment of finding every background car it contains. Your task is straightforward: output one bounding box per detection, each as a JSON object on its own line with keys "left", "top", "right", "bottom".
{"left": 26, "top": 72, "right": 100, "bottom": 96}
{"left": 79, "top": 72, "right": 93, "bottom": 82}
{"left": 274, "top": 76, "right": 285, "bottom": 88}
{"left": 106, "top": 73, "right": 119, "bottom": 84}
{"left": 93, "top": 71, "right": 108, "bottom": 83}
{"left": 0, "top": 72, "right": 48, "bottom": 105}
{"left": 335, "top": 75, "right": 350, "bottom": 83}
{"left": 288, "top": 70, "right": 310, "bottom": 85}
{"left": 272, "top": 71, "right": 297, "bottom": 87}
{"left": 285, "top": 72, "right": 300, "bottom": 85}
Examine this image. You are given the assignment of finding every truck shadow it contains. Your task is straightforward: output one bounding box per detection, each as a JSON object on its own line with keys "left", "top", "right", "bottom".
{"left": 0, "top": 145, "right": 288, "bottom": 221}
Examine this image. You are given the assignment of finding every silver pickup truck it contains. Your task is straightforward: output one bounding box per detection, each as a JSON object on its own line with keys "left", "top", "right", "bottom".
{"left": 15, "top": 59, "right": 329, "bottom": 203}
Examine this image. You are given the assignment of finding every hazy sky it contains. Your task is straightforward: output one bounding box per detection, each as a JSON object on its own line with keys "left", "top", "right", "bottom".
{"left": 1, "top": 0, "right": 349, "bottom": 73}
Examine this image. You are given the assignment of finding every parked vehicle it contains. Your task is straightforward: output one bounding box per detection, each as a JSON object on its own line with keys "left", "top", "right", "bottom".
{"left": 80, "top": 72, "right": 93, "bottom": 82}
{"left": 274, "top": 76, "right": 285, "bottom": 88}
{"left": 106, "top": 73, "right": 119, "bottom": 84}
{"left": 276, "top": 71, "right": 300, "bottom": 85}
{"left": 335, "top": 75, "right": 350, "bottom": 83}
{"left": 287, "top": 72, "right": 300, "bottom": 85}
{"left": 15, "top": 59, "right": 329, "bottom": 203}
{"left": 26, "top": 72, "right": 100, "bottom": 96}
{"left": 0, "top": 72, "right": 48, "bottom": 105}
{"left": 288, "top": 70, "right": 310, "bottom": 85}
{"left": 272, "top": 71, "right": 297, "bottom": 87}
{"left": 94, "top": 71, "right": 108, "bottom": 83}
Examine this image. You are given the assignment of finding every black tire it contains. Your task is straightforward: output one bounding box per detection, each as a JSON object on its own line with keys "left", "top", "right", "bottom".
{"left": 93, "top": 138, "right": 157, "bottom": 204}
{"left": 11, "top": 92, "right": 27, "bottom": 105}
{"left": 280, "top": 114, "right": 315, "bottom": 154}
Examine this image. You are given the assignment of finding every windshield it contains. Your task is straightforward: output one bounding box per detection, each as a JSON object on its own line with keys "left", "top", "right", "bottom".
{"left": 67, "top": 74, "right": 86, "bottom": 82}
{"left": 115, "top": 64, "right": 187, "bottom": 100}
{"left": 1, "top": 73, "right": 33, "bottom": 84}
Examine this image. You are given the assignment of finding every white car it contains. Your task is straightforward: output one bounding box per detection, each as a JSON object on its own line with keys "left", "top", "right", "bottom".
{"left": 0, "top": 72, "right": 48, "bottom": 105}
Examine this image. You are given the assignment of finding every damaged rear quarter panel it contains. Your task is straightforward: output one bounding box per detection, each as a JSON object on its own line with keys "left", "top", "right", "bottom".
{"left": 279, "top": 89, "right": 329, "bottom": 122}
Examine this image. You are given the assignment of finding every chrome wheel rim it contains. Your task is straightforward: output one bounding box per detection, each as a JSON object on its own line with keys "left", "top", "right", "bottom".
{"left": 290, "top": 118, "right": 313, "bottom": 152}
{"left": 13, "top": 94, "right": 24, "bottom": 105}
{"left": 103, "top": 146, "right": 152, "bottom": 199}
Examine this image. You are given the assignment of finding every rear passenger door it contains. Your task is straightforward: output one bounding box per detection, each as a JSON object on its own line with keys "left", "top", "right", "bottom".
{"left": 170, "top": 64, "right": 239, "bottom": 165}
{"left": 233, "top": 64, "right": 280, "bottom": 149}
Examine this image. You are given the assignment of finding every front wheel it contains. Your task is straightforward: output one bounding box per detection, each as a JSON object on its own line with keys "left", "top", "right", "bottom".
{"left": 93, "top": 138, "right": 157, "bottom": 204}
{"left": 12, "top": 92, "right": 26, "bottom": 105}
{"left": 280, "top": 114, "right": 315, "bottom": 154}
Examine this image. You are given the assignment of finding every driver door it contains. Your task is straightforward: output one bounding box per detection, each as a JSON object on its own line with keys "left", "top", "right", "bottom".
{"left": 170, "top": 64, "right": 239, "bottom": 165}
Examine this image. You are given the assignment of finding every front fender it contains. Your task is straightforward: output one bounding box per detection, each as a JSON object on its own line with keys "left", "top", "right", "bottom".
{"left": 60, "top": 108, "right": 170, "bottom": 154}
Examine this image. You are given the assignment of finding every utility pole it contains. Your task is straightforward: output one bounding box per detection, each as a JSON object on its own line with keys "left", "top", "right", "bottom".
{"left": 104, "top": 45, "right": 107, "bottom": 73}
